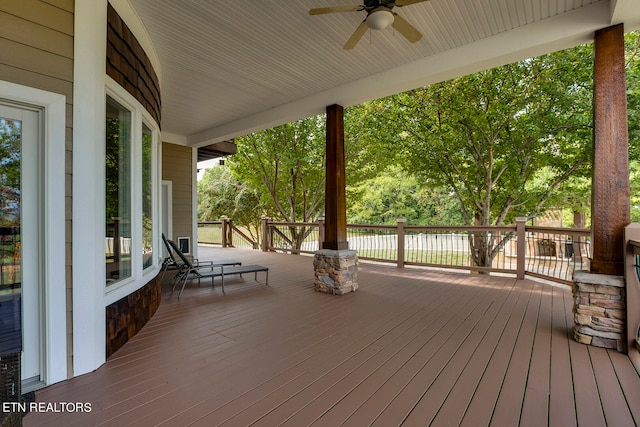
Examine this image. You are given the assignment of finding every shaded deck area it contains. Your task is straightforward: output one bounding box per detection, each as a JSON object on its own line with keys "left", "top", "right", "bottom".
{"left": 26, "top": 247, "right": 640, "bottom": 426}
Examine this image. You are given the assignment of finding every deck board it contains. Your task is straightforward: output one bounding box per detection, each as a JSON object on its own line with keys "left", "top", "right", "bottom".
{"left": 589, "top": 347, "right": 636, "bottom": 426}
{"left": 429, "top": 278, "right": 528, "bottom": 426}
{"left": 23, "top": 247, "right": 640, "bottom": 427}
{"left": 489, "top": 282, "right": 543, "bottom": 426}
{"left": 548, "top": 288, "right": 577, "bottom": 427}
{"left": 458, "top": 280, "right": 534, "bottom": 426}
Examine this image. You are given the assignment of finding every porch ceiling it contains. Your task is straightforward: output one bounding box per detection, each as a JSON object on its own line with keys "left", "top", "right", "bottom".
{"left": 128, "top": 0, "right": 640, "bottom": 147}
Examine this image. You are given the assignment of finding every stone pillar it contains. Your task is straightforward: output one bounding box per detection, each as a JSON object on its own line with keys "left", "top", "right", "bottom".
{"left": 313, "top": 249, "right": 358, "bottom": 294}
{"left": 573, "top": 271, "right": 626, "bottom": 351}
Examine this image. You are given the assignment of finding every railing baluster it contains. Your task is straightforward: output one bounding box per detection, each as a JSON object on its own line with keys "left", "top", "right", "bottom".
{"left": 196, "top": 219, "right": 590, "bottom": 286}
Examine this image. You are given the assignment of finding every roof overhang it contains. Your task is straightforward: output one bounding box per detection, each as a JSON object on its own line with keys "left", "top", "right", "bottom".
{"left": 197, "top": 140, "right": 237, "bottom": 162}
{"left": 126, "top": 0, "right": 640, "bottom": 148}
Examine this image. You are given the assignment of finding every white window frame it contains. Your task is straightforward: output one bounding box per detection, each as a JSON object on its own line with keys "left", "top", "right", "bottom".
{"left": 73, "top": 0, "right": 163, "bottom": 377}
{"left": 103, "top": 77, "right": 161, "bottom": 305}
{"left": 0, "top": 80, "right": 67, "bottom": 386}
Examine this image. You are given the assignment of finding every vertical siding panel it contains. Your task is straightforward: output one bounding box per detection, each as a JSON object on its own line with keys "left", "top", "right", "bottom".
{"left": 162, "top": 143, "right": 194, "bottom": 246}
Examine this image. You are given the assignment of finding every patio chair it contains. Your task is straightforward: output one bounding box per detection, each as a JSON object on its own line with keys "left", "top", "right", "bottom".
{"left": 168, "top": 239, "right": 268, "bottom": 298}
{"left": 162, "top": 234, "right": 242, "bottom": 285}
{"left": 160, "top": 233, "right": 181, "bottom": 281}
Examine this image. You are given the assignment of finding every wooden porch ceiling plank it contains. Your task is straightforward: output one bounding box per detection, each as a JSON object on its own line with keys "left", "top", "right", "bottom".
{"left": 431, "top": 279, "right": 532, "bottom": 426}
{"left": 367, "top": 276, "right": 515, "bottom": 426}
{"left": 548, "top": 288, "right": 578, "bottom": 426}
{"left": 274, "top": 272, "right": 490, "bottom": 426}
{"left": 487, "top": 283, "right": 544, "bottom": 426}
{"left": 401, "top": 278, "right": 521, "bottom": 425}
{"left": 341, "top": 274, "right": 511, "bottom": 427}
{"left": 588, "top": 347, "right": 636, "bottom": 426}
{"left": 458, "top": 280, "right": 535, "bottom": 427}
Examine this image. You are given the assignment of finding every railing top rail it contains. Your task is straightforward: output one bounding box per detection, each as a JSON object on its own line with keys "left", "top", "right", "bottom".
{"left": 527, "top": 226, "right": 591, "bottom": 236}
{"left": 198, "top": 221, "right": 223, "bottom": 225}
{"left": 267, "top": 221, "right": 318, "bottom": 227}
{"left": 348, "top": 224, "right": 397, "bottom": 230}
{"left": 404, "top": 225, "right": 516, "bottom": 232}
{"left": 629, "top": 239, "right": 640, "bottom": 255}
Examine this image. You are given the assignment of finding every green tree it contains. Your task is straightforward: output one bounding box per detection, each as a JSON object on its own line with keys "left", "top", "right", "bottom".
{"left": 347, "top": 165, "right": 464, "bottom": 225}
{"left": 375, "top": 45, "right": 594, "bottom": 267}
{"left": 229, "top": 117, "right": 327, "bottom": 249}
{"left": 198, "top": 165, "right": 264, "bottom": 243}
{"left": 0, "top": 118, "right": 21, "bottom": 228}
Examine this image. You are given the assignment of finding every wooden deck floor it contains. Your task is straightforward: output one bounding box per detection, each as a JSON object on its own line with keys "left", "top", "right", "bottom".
{"left": 25, "top": 247, "right": 640, "bottom": 426}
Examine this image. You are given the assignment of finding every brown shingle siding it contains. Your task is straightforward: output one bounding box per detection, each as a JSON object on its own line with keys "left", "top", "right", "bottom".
{"left": 106, "top": 3, "right": 161, "bottom": 126}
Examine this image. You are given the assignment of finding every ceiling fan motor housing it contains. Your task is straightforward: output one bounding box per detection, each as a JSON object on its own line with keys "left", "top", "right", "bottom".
{"left": 364, "top": 0, "right": 397, "bottom": 11}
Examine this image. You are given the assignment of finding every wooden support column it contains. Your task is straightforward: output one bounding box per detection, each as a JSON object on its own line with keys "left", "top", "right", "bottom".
{"left": 323, "top": 104, "right": 348, "bottom": 250}
{"left": 591, "top": 24, "right": 629, "bottom": 276}
{"left": 313, "top": 104, "right": 358, "bottom": 295}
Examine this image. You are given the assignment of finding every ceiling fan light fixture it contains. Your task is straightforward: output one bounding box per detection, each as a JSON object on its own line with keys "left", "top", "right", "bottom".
{"left": 366, "top": 9, "right": 394, "bottom": 30}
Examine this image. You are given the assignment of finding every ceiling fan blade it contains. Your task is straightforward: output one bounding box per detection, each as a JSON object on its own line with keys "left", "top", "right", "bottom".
{"left": 395, "top": 0, "right": 431, "bottom": 6}
{"left": 309, "top": 5, "right": 364, "bottom": 15}
{"left": 343, "top": 20, "right": 368, "bottom": 50}
{"left": 392, "top": 14, "right": 423, "bottom": 43}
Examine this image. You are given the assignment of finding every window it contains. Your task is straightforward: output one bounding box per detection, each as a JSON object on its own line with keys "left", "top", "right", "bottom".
{"left": 142, "top": 124, "right": 153, "bottom": 269}
{"left": 105, "top": 96, "right": 132, "bottom": 285}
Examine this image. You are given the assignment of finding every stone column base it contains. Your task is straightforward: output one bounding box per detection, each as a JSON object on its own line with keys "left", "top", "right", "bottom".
{"left": 313, "top": 249, "right": 358, "bottom": 295}
{"left": 572, "top": 270, "right": 626, "bottom": 352}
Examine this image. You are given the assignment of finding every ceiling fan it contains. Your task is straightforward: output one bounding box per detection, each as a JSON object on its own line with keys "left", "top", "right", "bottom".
{"left": 309, "top": 0, "right": 430, "bottom": 50}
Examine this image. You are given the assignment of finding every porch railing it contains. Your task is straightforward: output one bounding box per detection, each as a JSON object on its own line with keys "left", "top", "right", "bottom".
{"left": 198, "top": 218, "right": 259, "bottom": 249}
{"left": 197, "top": 217, "right": 591, "bottom": 285}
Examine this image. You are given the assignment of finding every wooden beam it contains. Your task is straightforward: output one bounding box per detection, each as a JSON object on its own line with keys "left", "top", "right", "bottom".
{"left": 323, "top": 104, "right": 349, "bottom": 250}
{"left": 591, "top": 24, "right": 629, "bottom": 276}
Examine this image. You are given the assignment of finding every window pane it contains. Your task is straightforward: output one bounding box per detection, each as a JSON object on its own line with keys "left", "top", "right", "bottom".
{"left": 142, "top": 124, "right": 153, "bottom": 269}
{"left": 106, "top": 96, "right": 131, "bottom": 285}
{"left": 0, "top": 117, "right": 22, "bottom": 353}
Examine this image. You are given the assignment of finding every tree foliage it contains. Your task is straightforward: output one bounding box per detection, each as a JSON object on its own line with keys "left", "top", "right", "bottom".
{"left": 0, "top": 119, "right": 21, "bottom": 227}
{"left": 197, "top": 32, "right": 640, "bottom": 260}
{"left": 347, "top": 165, "right": 464, "bottom": 225}
{"left": 362, "top": 45, "right": 596, "bottom": 266}
{"left": 229, "top": 116, "right": 326, "bottom": 223}
{"left": 198, "top": 165, "right": 264, "bottom": 242}
{"left": 390, "top": 47, "right": 593, "bottom": 226}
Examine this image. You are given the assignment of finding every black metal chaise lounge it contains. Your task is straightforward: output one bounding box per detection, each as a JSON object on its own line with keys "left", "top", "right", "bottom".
{"left": 168, "top": 240, "right": 268, "bottom": 298}
{"left": 162, "top": 233, "right": 242, "bottom": 285}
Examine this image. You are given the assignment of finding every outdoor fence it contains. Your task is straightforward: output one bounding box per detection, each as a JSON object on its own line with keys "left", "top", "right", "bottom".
{"left": 198, "top": 218, "right": 258, "bottom": 249}
{"left": 197, "top": 217, "right": 592, "bottom": 286}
